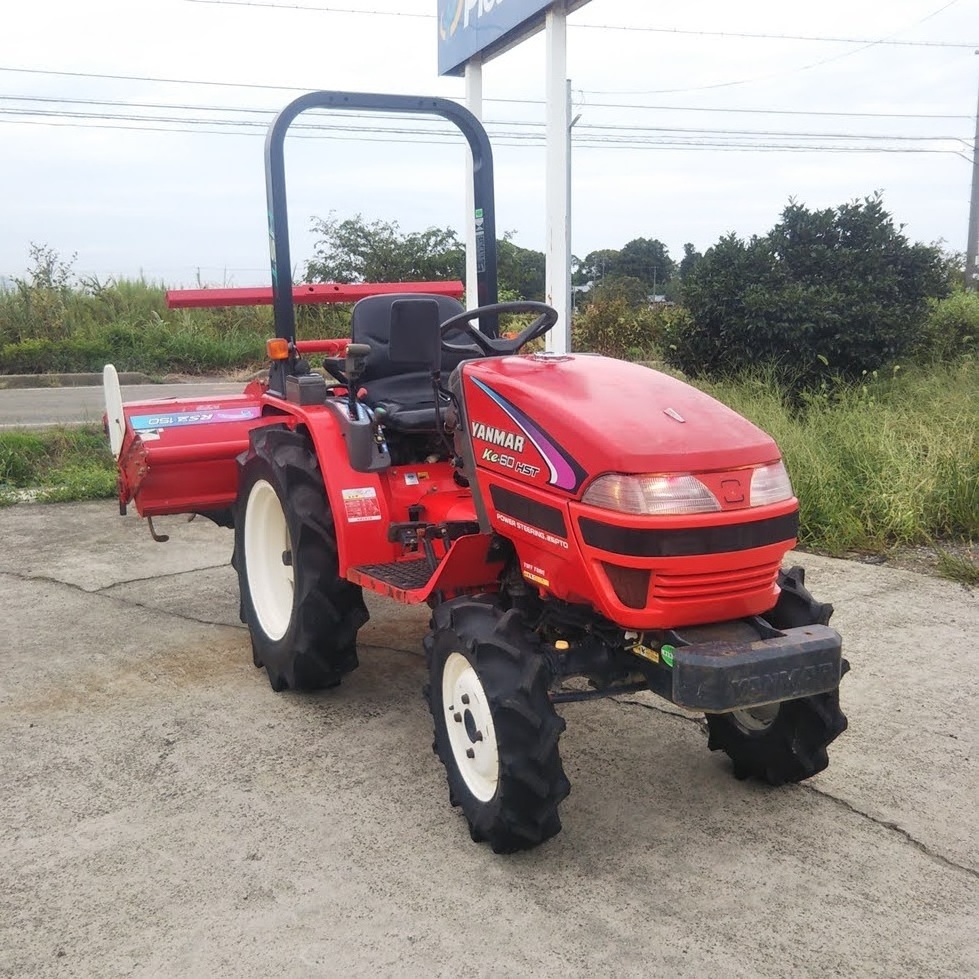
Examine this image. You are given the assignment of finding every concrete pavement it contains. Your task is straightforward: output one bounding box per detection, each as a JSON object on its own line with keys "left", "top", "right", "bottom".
{"left": 0, "top": 501, "right": 976, "bottom": 978}
{"left": 0, "top": 379, "right": 248, "bottom": 429}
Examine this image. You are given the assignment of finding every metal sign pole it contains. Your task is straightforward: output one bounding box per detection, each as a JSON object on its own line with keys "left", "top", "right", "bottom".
{"left": 464, "top": 57, "right": 484, "bottom": 309}
{"left": 438, "top": 0, "right": 591, "bottom": 327}
{"left": 545, "top": 3, "right": 572, "bottom": 353}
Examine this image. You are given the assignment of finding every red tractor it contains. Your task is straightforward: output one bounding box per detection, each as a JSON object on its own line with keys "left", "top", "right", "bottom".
{"left": 104, "top": 91, "right": 848, "bottom": 853}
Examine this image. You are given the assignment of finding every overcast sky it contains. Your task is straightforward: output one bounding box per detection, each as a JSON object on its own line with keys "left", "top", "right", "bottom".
{"left": 1, "top": 0, "right": 976, "bottom": 286}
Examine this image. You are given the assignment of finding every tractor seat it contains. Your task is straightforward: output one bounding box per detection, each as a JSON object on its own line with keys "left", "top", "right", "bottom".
{"left": 350, "top": 293, "right": 476, "bottom": 433}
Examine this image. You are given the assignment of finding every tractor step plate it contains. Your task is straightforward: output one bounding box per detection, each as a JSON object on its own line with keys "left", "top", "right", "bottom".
{"left": 350, "top": 559, "right": 433, "bottom": 591}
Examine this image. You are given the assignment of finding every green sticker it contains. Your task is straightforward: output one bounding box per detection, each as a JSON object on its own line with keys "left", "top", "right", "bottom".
{"left": 474, "top": 208, "right": 483, "bottom": 218}
{"left": 660, "top": 644, "right": 675, "bottom": 668}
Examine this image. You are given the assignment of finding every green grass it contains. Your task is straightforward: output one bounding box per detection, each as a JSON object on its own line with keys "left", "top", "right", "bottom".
{"left": 0, "top": 264, "right": 356, "bottom": 375}
{"left": 935, "top": 550, "right": 979, "bottom": 586}
{"left": 0, "top": 426, "right": 116, "bottom": 505}
{"left": 702, "top": 361, "right": 979, "bottom": 555}
{"left": 0, "top": 301, "right": 353, "bottom": 376}
{"left": 0, "top": 278, "right": 278, "bottom": 375}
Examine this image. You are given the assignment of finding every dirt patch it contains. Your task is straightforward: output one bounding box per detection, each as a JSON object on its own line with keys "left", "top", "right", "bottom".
{"left": 831, "top": 539, "right": 978, "bottom": 583}
{"left": 4, "top": 634, "right": 249, "bottom": 717}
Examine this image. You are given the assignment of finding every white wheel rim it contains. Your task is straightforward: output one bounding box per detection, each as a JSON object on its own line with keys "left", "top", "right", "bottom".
{"left": 442, "top": 652, "right": 499, "bottom": 803}
{"left": 244, "top": 479, "right": 294, "bottom": 641}
{"left": 731, "top": 703, "right": 780, "bottom": 734}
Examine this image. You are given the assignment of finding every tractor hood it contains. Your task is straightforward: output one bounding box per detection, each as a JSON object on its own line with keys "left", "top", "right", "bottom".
{"left": 461, "top": 354, "right": 780, "bottom": 495}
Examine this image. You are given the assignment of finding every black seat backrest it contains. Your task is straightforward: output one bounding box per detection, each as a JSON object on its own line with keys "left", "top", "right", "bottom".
{"left": 350, "top": 293, "right": 470, "bottom": 380}
{"left": 348, "top": 293, "right": 472, "bottom": 433}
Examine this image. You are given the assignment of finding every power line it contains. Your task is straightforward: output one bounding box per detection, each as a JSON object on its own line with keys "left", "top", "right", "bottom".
{"left": 184, "top": 0, "right": 430, "bottom": 16}
{"left": 2, "top": 97, "right": 969, "bottom": 144}
{"left": 180, "top": 0, "right": 978, "bottom": 49}
{"left": 2, "top": 95, "right": 968, "bottom": 141}
{"left": 586, "top": 0, "right": 965, "bottom": 96}
{"left": 1, "top": 110, "right": 970, "bottom": 162}
{"left": 0, "top": 64, "right": 335, "bottom": 94}
{"left": 568, "top": 101, "right": 971, "bottom": 122}
{"left": 0, "top": 66, "right": 970, "bottom": 122}
{"left": 572, "top": 23, "right": 977, "bottom": 48}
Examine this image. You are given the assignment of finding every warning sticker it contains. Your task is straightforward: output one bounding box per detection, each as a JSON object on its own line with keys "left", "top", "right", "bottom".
{"left": 522, "top": 562, "right": 550, "bottom": 588}
{"left": 342, "top": 487, "right": 382, "bottom": 523}
{"left": 629, "top": 643, "right": 660, "bottom": 665}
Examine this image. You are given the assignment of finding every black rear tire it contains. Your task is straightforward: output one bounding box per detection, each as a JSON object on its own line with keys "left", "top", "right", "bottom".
{"left": 233, "top": 426, "right": 369, "bottom": 691}
{"left": 427, "top": 600, "right": 570, "bottom": 853}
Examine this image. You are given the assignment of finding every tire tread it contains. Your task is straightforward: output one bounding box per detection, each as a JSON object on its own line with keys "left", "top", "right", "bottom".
{"left": 234, "top": 426, "right": 368, "bottom": 692}
{"left": 428, "top": 599, "right": 570, "bottom": 853}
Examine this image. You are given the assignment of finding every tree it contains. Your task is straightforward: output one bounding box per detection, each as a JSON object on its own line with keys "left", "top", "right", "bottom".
{"left": 572, "top": 296, "right": 661, "bottom": 359}
{"left": 497, "top": 235, "right": 545, "bottom": 300}
{"left": 678, "top": 242, "right": 703, "bottom": 280}
{"left": 574, "top": 239, "right": 675, "bottom": 299}
{"left": 617, "top": 238, "right": 675, "bottom": 294}
{"left": 665, "top": 194, "right": 948, "bottom": 385}
{"left": 304, "top": 215, "right": 548, "bottom": 301}
{"left": 574, "top": 248, "right": 620, "bottom": 288}
{"left": 305, "top": 214, "right": 464, "bottom": 284}
{"left": 587, "top": 275, "right": 650, "bottom": 307}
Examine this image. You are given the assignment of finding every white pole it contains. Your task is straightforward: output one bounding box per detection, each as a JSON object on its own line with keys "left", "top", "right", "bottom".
{"left": 545, "top": 3, "right": 571, "bottom": 353}
{"left": 464, "top": 58, "right": 483, "bottom": 309}
{"left": 965, "top": 52, "right": 979, "bottom": 289}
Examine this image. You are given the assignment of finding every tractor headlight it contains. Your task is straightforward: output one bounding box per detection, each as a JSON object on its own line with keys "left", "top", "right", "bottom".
{"left": 582, "top": 474, "right": 721, "bottom": 516}
{"left": 750, "top": 460, "right": 794, "bottom": 506}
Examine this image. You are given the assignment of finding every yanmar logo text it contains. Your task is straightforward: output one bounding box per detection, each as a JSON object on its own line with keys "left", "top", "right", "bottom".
{"left": 471, "top": 421, "right": 525, "bottom": 453}
{"left": 729, "top": 661, "right": 838, "bottom": 701}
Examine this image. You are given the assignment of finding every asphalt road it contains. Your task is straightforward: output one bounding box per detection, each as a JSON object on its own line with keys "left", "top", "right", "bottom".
{"left": 0, "top": 381, "right": 247, "bottom": 429}
{"left": 0, "top": 501, "right": 976, "bottom": 978}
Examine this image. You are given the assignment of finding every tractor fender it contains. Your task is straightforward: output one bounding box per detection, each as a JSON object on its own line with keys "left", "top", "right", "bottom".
{"left": 266, "top": 400, "right": 394, "bottom": 575}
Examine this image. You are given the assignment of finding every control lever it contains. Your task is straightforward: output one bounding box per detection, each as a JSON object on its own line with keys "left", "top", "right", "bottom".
{"left": 344, "top": 343, "right": 371, "bottom": 420}
{"left": 371, "top": 405, "right": 388, "bottom": 443}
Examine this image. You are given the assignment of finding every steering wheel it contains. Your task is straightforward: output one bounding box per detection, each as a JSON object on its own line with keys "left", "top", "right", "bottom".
{"left": 440, "top": 301, "right": 559, "bottom": 356}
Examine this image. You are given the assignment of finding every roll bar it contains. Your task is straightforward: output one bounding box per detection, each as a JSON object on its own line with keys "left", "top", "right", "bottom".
{"left": 264, "top": 90, "right": 499, "bottom": 347}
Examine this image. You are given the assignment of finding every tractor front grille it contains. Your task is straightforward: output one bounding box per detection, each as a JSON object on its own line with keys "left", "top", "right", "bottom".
{"left": 651, "top": 560, "right": 780, "bottom": 605}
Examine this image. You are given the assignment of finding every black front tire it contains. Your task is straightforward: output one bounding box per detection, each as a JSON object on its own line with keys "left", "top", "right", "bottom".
{"left": 707, "top": 566, "right": 848, "bottom": 784}
{"left": 233, "top": 426, "right": 369, "bottom": 691}
{"left": 706, "top": 684, "right": 848, "bottom": 785}
{"left": 427, "top": 600, "right": 570, "bottom": 853}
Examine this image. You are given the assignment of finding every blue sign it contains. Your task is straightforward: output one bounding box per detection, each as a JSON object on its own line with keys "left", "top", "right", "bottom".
{"left": 437, "top": 0, "right": 592, "bottom": 77}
